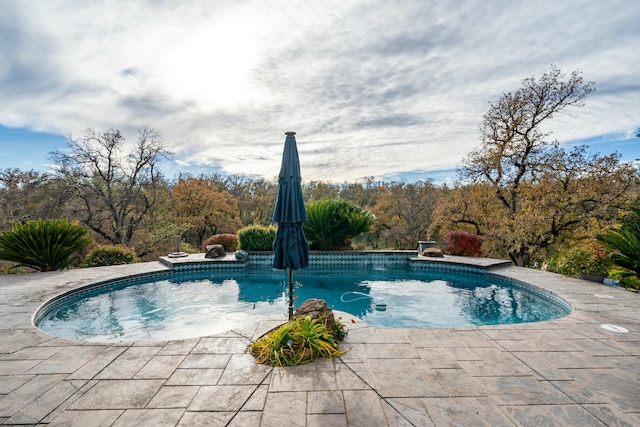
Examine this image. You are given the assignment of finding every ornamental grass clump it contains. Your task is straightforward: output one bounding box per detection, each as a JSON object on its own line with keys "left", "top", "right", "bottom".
{"left": 248, "top": 316, "right": 346, "bottom": 367}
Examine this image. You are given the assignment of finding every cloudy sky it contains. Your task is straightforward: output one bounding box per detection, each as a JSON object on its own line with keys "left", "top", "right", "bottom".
{"left": 0, "top": 1, "right": 638, "bottom": 183}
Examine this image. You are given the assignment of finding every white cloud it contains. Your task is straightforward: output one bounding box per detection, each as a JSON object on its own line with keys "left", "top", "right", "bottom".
{"left": 0, "top": 0, "right": 638, "bottom": 182}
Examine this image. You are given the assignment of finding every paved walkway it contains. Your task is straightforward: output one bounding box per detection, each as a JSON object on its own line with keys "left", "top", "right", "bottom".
{"left": 0, "top": 260, "right": 638, "bottom": 426}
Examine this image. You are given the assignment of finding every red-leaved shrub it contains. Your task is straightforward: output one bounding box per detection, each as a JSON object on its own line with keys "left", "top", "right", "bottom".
{"left": 444, "top": 231, "right": 482, "bottom": 256}
{"left": 202, "top": 234, "right": 238, "bottom": 252}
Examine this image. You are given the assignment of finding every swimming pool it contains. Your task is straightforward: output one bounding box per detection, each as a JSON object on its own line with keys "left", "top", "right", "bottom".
{"left": 35, "top": 266, "right": 571, "bottom": 342}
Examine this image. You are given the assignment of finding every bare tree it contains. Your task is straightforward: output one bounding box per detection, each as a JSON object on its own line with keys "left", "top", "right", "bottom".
{"left": 50, "top": 127, "right": 171, "bottom": 248}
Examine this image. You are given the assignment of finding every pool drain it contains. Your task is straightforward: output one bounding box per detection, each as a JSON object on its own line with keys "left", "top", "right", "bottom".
{"left": 600, "top": 324, "right": 629, "bottom": 333}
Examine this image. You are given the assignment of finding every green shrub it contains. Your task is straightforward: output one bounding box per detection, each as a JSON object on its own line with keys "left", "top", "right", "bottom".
{"left": 303, "top": 198, "right": 375, "bottom": 250}
{"left": 248, "top": 316, "right": 346, "bottom": 367}
{"left": 546, "top": 248, "right": 590, "bottom": 276}
{"left": 0, "top": 219, "right": 92, "bottom": 272}
{"left": 546, "top": 244, "right": 612, "bottom": 277}
{"left": 609, "top": 269, "right": 640, "bottom": 291}
{"left": 237, "top": 224, "right": 277, "bottom": 251}
{"left": 202, "top": 233, "right": 238, "bottom": 252}
{"left": 84, "top": 245, "right": 138, "bottom": 267}
{"left": 443, "top": 231, "right": 482, "bottom": 256}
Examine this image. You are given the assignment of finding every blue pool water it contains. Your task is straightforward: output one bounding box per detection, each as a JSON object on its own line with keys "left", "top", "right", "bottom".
{"left": 36, "top": 267, "right": 570, "bottom": 342}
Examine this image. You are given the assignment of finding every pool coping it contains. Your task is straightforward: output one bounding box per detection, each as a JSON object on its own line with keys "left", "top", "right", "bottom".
{"left": 410, "top": 254, "right": 513, "bottom": 269}
{"left": 1, "top": 256, "right": 638, "bottom": 425}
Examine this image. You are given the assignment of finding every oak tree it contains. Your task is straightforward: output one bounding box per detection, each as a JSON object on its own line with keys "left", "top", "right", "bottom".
{"left": 370, "top": 181, "right": 440, "bottom": 249}
{"left": 171, "top": 177, "right": 242, "bottom": 246}
{"left": 242, "top": 177, "right": 278, "bottom": 226}
{"left": 455, "top": 66, "right": 636, "bottom": 266}
{"left": 0, "top": 169, "right": 54, "bottom": 226}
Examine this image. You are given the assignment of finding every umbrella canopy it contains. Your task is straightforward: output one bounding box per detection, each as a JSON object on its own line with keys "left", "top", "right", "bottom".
{"left": 272, "top": 132, "right": 309, "bottom": 271}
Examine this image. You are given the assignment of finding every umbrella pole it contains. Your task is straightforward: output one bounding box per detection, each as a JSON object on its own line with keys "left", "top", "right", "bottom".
{"left": 288, "top": 269, "right": 294, "bottom": 321}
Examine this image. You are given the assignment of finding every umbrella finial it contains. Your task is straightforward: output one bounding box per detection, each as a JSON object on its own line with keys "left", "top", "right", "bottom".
{"left": 285, "top": 131, "right": 296, "bottom": 136}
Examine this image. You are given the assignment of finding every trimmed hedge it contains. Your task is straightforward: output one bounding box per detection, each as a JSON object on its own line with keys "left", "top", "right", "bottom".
{"left": 84, "top": 245, "right": 138, "bottom": 267}
{"left": 237, "top": 225, "right": 277, "bottom": 251}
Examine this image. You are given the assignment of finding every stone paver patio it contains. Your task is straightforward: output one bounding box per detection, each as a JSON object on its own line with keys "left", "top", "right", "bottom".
{"left": 0, "top": 258, "right": 638, "bottom": 426}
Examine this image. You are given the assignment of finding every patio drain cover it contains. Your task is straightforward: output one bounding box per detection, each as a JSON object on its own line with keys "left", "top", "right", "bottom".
{"left": 600, "top": 324, "right": 629, "bottom": 333}
{"left": 594, "top": 293, "right": 614, "bottom": 299}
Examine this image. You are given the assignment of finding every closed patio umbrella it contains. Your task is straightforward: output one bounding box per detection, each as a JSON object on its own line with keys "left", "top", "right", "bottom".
{"left": 272, "top": 131, "right": 309, "bottom": 320}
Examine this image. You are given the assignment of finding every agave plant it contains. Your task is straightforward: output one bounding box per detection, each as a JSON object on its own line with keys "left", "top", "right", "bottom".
{"left": 0, "top": 219, "right": 92, "bottom": 271}
{"left": 597, "top": 222, "right": 640, "bottom": 278}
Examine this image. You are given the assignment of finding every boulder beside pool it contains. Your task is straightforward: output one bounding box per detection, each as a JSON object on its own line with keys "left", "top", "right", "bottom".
{"left": 422, "top": 247, "right": 444, "bottom": 257}
{"left": 293, "top": 298, "right": 337, "bottom": 331}
{"left": 205, "top": 244, "right": 226, "bottom": 258}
